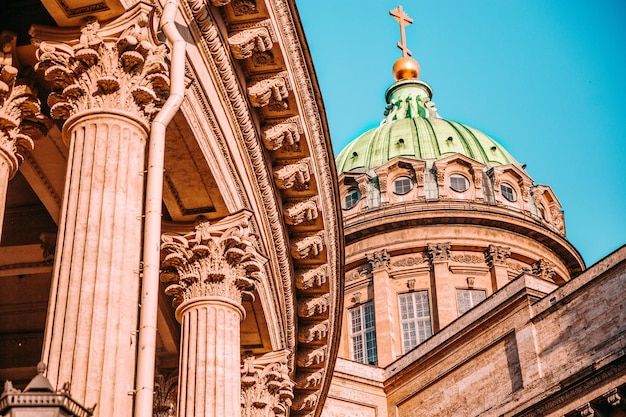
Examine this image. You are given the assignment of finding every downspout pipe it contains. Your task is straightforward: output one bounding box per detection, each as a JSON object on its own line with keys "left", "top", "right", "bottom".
{"left": 134, "top": 0, "right": 185, "bottom": 415}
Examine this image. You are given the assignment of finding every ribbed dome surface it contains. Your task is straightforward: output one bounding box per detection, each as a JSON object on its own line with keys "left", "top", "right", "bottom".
{"left": 336, "top": 79, "right": 521, "bottom": 174}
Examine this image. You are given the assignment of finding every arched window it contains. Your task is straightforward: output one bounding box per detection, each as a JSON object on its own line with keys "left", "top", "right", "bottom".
{"left": 449, "top": 174, "right": 470, "bottom": 192}
{"left": 344, "top": 188, "right": 361, "bottom": 209}
{"left": 393, "top": 176, "right": 413, "bottom": 195}
{"left": 500, "top": 183, "right": 516, "bottom": 202}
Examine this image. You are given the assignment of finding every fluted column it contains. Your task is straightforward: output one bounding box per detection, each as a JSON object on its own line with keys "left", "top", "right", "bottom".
{"left": 34, "top": 7, "right": 169, "bottom": 416}
{"left": 0, "top": 31, "right": 49, "bottom": 242}
{"left": 160, "top": 212, "right": 262, "bottom": 417}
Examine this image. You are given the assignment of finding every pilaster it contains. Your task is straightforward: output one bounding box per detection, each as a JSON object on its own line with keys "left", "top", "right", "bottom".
{"left": 160, "top": 212, "right": 263, "bottom": 417}
{"left": 485, "top": 244, "right": 511, "bottom": 290}
{"left": 366, "top": 249, "right": 397, "bottom": 366}
{"left": 34, "top": 6, "right": 168, "bottom": 416}
{"left": 427, "top": 242, "right": 452, "bottom": 331}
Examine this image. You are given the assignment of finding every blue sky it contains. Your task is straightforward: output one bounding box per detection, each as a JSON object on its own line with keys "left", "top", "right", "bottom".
{"left": 296, "top": 0, "right": 626, "bottom": 267}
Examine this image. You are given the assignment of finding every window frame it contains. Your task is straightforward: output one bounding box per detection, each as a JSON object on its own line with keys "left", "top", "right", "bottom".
{"left": 349, "top": 301, "right": 378, "bottom": 365}
{"left": 398, "top": 291, "right": 433, "bottom": 354}
{"left": 456, "top": 288, "right": 487, "bottom": 315}
{"left": 392, "top": 176, "right": 413, "bottom": 195}
{"left": 500, "top": 182, "right": 517, "bottom": 202}
{"left": 343, "top": 188, "right": 361, "bottom": 210}
{"left": 449, "top": 173, "right": 470, "bottom": 193}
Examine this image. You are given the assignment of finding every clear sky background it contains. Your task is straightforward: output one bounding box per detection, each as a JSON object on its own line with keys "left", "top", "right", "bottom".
{"left": 295, "top": 0, "right": 626, "bottom": 267}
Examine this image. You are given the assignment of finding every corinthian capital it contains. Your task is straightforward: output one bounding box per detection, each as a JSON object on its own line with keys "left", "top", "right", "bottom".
{"left": 241, "top": 350, "right": 294, "bottom": 417}
{"left": 160, "top": 212, "right": 263, "bottom": 309}
{"left": 484, "top": 244, "right": 511, "bottom": 268}
{"left": 34, "top": 7, "right": 170, "bottom": 128}
{"left": 0, "top": 31, "right": 50, "bottom": 175}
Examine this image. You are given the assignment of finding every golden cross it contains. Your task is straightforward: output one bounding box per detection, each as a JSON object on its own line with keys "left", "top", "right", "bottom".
{"left": 389, "top": 5, "right": 413, "bottom": 57}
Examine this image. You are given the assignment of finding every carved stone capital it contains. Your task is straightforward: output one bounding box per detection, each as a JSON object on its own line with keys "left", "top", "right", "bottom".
{"left": 241, "top": 350, "right": 294, "bottom": 417}
{"left": 262, "top": 116, "right": 301, "bottom": 151}
{"left": 290, "top": 231, "right": 324, "bottom": 259}
{"left": 160, "top": 212, "right": 262, "bottom": 311}
{"left": 274, "top": 157, "right": 312, "bottom": 190}
{"left": 531, "top": 258, "right": 555, "bottom": 280}
{"left": 0, "top": 32, "right": 50, "bottom": 176}
{"left": 248, "top": 72, "right": 290, "bottom": 108}
{"left": 153, "top": 372, "right": 178, "bottom": 417}
{"left": 284, "top": 196, "right": 319, "bottom": 226}
{"left": 35, "top": 8, "right": 169, "bottom": 129}
{"left": 295, "top": 264, "right": 328, "bottom": 290}
{"left": 427, "top": 242, "right": 451, "bottom": 263}
{"left": 366, "top": 249, "right": 390, "bottom": 271}
{"left": 484, "top": 244, "right": 511, "bottom": 268}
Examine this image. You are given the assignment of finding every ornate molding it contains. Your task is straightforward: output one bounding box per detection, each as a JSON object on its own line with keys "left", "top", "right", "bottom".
{"left": 241, "top": 350, "right": 294, "bottom": 417}
{"left": 427, "top": 242, "right": 451, "bottom": 263}
{"left": 366, "top": 249, "right": 390, "bottom": 271}
{"left": 294, "top": 370, "right": 323, "bottom": 390}
{"left": 231, "top": 0, "right": 260, "bottom": 16}
{"left": 297, "top": 294, "right": 329, "bottom": 319}
{"left": 274, "top": 157, "right": 312, "bottom": 190}
{"left": 450, "top": 254, "right": 483, "bottom": 264}
{"left": 296, "top": 346, "right": 326, "bottom": 368}
{"left": 532, "top": 258, "right": 555, "bottom": 280}
{"left": 35, "top": 9, "right": 169, "bottom": 128}
{"left": 153, "top": 372, "right": 178, "bottom": 417}
{"left": 0, "top": 31, "right": 49, "bottom": 176}
{"left": 284, "top": 196, "right": 319, "bottom": 226}
{"left": 484, "top": 244, "right": 511, "bottom": 268}
{"left": 248, "top": 71, "right": 290, "bottom": 108}
{"left": 262, "top": 116, "right": 302, "bottom": 152}
{"left": 228, "top": 20, "right": 274, "bottom": 60}
{"left": 298, "top": 321, "right": 328, "bottom": 344}
{"left": 393, "top": 255, "right": 425, "bottom": 267}
{"left": 290, "top": 231, "right": 324, "bottom": 259}
{"left": 295, "top": 264, "right": 328, "bottom": 290}
{"left": 160, "top": 213, "right": 262, "bottom": 309}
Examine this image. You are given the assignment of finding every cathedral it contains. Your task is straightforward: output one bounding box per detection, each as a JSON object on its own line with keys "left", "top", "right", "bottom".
{"left": 0, "top": 1, "right": 623, "bottom": 417}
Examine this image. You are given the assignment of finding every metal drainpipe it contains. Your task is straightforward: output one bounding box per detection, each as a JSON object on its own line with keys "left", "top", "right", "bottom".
{"left": 134, "top": 0, "right": 185, "bottom": 415}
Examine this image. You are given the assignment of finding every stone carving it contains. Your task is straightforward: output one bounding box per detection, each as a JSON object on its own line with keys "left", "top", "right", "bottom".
{"left": 393, "top": 255, "right": 425, "bottom": 267}
{"left": 532, "top": 258, "right": 556, "bottom": 280}
{"left": 228, "top": 26, "right": 273, "bottom": 60}
{"left": 160, "top": 214, "right": 262, "bottom": 308}
{"left": 291, "top": 392, "right": 318, "bottom": 411}
{"left": 232, "top": 0, "right": 260, "bottom": 16}
{"left": 35, "top": 14, "right": 169, "bottom": 127}
{"left": 263, "top": 116, "right": 301, "bottom": 151}
{"left": 284, "top": 196, "right": 319, "bottom": 226}
{"left": 466, "top": 277, "right": 475, "bottom": 288}
{"left": 153, "top": 372, "right": 178, "bottom": 417}
{"left": 294, "top": 370, "right": 323, "bottom": 390}
{"left": 604, "top": 388, "right": 623, "bottom": 406}
{"left": 551, "top": 207, "right": 566, "bottom": 236}
{"left": 450, "top": 254, "right": 484, "bottom": 264}
{"left": 296, "top": 347, "right": 326, "bottom": 368}
{"left": 248, "top": 72, "right": 290, "bottom": 108}
{"left": 0, "top": 32, "right": 49, "bottom": 176}
{"left": 298, "top": 321, "right": 328, "bottom": 343}
{"left": 346, "top": 266, "right": 370, "bottom": 283}
{"left": 506, "top": 261, "right": 530, "bottom": 273}
{"left": 210, "top": 0, "right": 231, "bottom": 5}
{"left": 274, "top": 157, "right": 312, "bottom": 190}
{"left": 241, "top": 350, "right": 294, "bottom": 417}
{"left": 366, "top": 249, "right": 390, "bottom": 270}
{"left": 39, "top": 232, "right": 57, "bottom": 262}
{"left": 427, "top": 242, "right": 451, "bottom": 262}
{"left": 295, "top": 264, "right": 327, "bottom": 290}
{"left": 484, "top": 244, "right": 511, "bottom": 267}
{"left": 297, "top": 294, "right": 329, "bottom": 318}
{"left": 290, "top": 231, "right": 324, "bottom": 259}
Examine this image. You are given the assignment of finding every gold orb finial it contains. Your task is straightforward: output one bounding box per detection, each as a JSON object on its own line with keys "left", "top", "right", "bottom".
{"left": 393, "top": 56, "right": 420, "bottom": 80}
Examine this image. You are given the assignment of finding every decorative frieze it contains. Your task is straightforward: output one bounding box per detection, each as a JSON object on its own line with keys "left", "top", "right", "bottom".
{"left": 427, "top": 242, "right": 451, "bottom": 263}
{"left": 160, "top": 214, "right": 262, "bottom": 310}
{"left": 450, "top": 254, "right": 484, "bottom": 264}
{"left": 35, "top": 13, "right": 169, "bottom": 128}
{"left": 262, "top": 116, "right": 301, "bottom": 151}
{"left": 241, "top": 350, "right": 294, "bottom": 417}
{"left": 296, "top": 346, "right": 326, "bottom": 368}
{"left": 291, "top": 393, "right": 317, "bottom": 412}
{"left": 532, "top": 258, "right": 556, "bottom": 281}
{"left": 248, "top": 72, "right": 290, "bottom": 108}
{"left": 228, "top": 25, "right": 273, "bottom": 60}
{"left": 284, "top": 196, "right": 319, "bottom": 226}
{"left": 298, "top": 321, "right": 328, "bottom": 343}
{"left": 297, "top": 294, "right": 329, "bottom": 318}
{"left": 295, "top": 264, "right": 328, "bottom": 290}
{"left": 393, "top": 255, "right": 425, "bottom": 267}
{"left": 484, "top": 244, "right": 511, "bottom": 268}
{"left": 366, "top": 249, "right": 390, "bottom": 270}
{"left": 231, "top": 0, "right": 260, "bottom": 16}
{"left": 274, "top": 157, "right": 312, "bottom": 190}
{"left": 290, "top": 231, "right": 324, "bottom": 259}
{"left": 294, "top": 370, "right": 323, "bottom": 390}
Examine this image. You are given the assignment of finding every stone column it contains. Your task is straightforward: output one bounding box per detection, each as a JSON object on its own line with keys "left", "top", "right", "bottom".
{"left": 0, "top": 31, "right": 49, "bottom": 243}
{"left": 34, "top": 7, "right": 169, "bottom": 416}
{"left": 427, "top": 242, "right": 452, "bottom": 331}
{"left": 485, "top": 244, "right": 511, "bottom": 290}
{"left": 366, "top": 249, "right": 397, "bottom": 366}
{"left": 160, "top": 212, "right": 262, "bottom": 417}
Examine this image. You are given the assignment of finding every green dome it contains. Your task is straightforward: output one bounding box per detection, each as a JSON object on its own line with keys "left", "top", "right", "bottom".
{"left": 336, "top": 79, "right": 521, "bottom": 174}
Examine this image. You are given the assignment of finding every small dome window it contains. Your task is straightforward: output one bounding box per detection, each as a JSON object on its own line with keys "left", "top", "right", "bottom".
{"left": 449, "top": 174, "right": 470, "bottom": 192}
{"left": 344, "top": 188, "right": 361, "bottom": 209}
{"left": 393, "top": 176, "right": 413, "bottom": 195}
{"left": 500, "top": 183, "right": 516, "bottom": 202}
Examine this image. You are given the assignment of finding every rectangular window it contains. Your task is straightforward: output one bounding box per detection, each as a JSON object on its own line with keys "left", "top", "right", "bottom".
{"left": 349, "top": 302, "right": 377, "bottom": 365}
{"left": 456, "top": 288, "right": 487, "bottom": 315}
{"left": 398, "top": 291, "right": 432, "bottom": 354}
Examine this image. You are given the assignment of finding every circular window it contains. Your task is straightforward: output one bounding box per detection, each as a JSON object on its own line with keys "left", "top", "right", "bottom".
{"left": 500, "top": 183, "right": 516, "bottom": 202}
{"left": 449, "top": 174, "right": 470, "bottom": 192}
{"left": 344, "top": 188, "right": 361, "bottom": 209}
{"left": 393, "top": 176, "right": 413, "bottom": 195}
